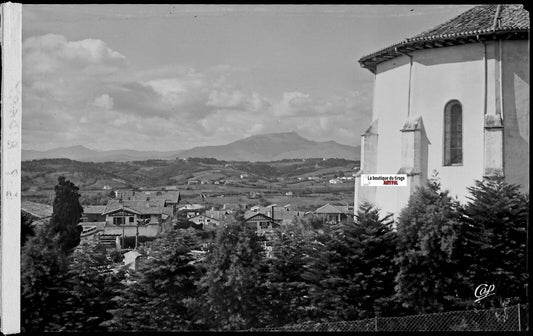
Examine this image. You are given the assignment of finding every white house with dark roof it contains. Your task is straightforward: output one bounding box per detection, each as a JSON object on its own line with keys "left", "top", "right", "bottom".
{"left": 100, "top": 199, "right": 173, "bottom": 237}
{"left": 355, "top": 4, "right": 529, "bottom": 216}
{"left": 188, "top": 214, "right": 221, "bottom": 230}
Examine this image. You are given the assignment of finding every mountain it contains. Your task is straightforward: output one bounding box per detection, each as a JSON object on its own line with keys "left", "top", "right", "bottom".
{"left": 22, "top": 145, "right": 182, "bottom": 162}
{"left": 178, "top": 132, "right": 359, "bottom": 161}
{"left": 22, "top": 132, "right": 360, "bottom": 162}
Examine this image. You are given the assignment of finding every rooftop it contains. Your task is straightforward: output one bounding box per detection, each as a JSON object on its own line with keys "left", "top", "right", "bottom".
{"left": 83, "top": 205, "right": 107, "bottom": 215}
{"left": 103, "top": 199, "right": 166, "bottom": 215}
{"left": 21, "top": 201, "right": 53, "bottom": 219}
{"left": 359, "top": 5, "right": 529, "bottom": 73}
{"left": 244, "top": 212, "right": 275, "bottom": 221}
{"left": 315, "top": 203, "right": 353, "bottom": 215}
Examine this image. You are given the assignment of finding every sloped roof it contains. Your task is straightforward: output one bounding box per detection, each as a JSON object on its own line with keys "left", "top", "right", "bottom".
{"left": 359, "top": 5, "right": 529, "bottom": 73}
{"left": 244, "top": 212, "right": 274, "bottom": 221}
{"left": 83, "top": 205, "right": 107, "bottom": 215}
{"left": 132, "top": 190, "right": 181, "bottom": 203}
{"left": 315, "top": 203, "right": 351, "bottom": 215}
{"left": 103, "top": 199, "right": 166, "bottom": 215}
{"left": 21, "top": 201, "right": 53, "bottom": 219}
{"left": 275, "top": 210, "right": 306, "bottom": 222}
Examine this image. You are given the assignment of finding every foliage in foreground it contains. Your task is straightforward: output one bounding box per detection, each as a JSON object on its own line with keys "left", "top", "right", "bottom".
{"left": 107, "top": 229, "right": 204, "bottom": 331}
{"left": 394, "top": 178, "right": 464, "bottom": 314}
{"left": 21, "top": 176, "right": 529, "bottom": 331}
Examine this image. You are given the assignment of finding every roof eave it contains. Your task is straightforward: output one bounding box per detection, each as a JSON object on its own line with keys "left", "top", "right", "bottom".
{"left": 359, "top": 29, "right": 529, "bottom": 73}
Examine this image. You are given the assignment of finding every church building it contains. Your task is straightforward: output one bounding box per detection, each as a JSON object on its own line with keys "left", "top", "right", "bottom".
{"left": 354, "top": 5, "right": 529, "bottom": 216}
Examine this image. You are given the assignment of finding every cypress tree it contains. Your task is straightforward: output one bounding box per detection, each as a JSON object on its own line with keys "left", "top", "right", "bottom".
{"left": 48, "top": 176, "right": 83, "bottom": 253}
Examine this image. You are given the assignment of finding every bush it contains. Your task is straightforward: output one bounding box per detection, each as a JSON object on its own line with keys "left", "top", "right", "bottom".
{"left": 121, "top": 235, "right": 157, "bottom": 249}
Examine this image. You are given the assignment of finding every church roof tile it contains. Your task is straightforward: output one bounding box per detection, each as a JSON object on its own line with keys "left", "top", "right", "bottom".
{"left": 359, "top": 5, "right": 529, "bottom": 73}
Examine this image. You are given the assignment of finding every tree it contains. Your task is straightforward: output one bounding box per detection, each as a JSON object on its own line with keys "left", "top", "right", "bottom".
{"left": 108, "top": 228, "right": 204, "bottom": 331}
{"left": 261, "top": 219, "right": 324, "bottom": 326}
{"left": 196, "top": 218, "right": 267, "bottom": 330}
{"left": 394, "top": 178, "right": 463, "bottom": 315}
{"left": 346, "top": 202, "right": 398, "bottom": 318}
{"left": 300, "top": 204, "right": 398, "bottom": 322}
{"left": 453, "top": 176, "right": 529, "bottom": 309}
{"left": 21, "top": 211, "right": 35, "bottom": 246}
{"left": 22, "top": 228, "right": 124, "bottom": 332}
{"left": 46, "top": 240, "right": 124, "bottom": 331}
{"left": 21, "top": 226, "right": 69, "bottom": 332}
{"left": 48, "top": 176, "right": 83, "bottom": 253}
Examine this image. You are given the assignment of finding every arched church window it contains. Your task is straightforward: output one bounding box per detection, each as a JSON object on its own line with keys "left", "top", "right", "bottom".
{"left": 443, "top": 101, "right": 463, "bottom": 166}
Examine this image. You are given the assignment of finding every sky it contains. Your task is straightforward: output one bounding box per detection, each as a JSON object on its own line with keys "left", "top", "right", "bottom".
{"left": 22, "top": 4, "right": 475, "bottom": 151}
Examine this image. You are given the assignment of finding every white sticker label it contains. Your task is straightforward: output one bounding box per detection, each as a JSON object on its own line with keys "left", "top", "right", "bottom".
{"left": 361, "top": 174, "right": 408, "bottom": 187}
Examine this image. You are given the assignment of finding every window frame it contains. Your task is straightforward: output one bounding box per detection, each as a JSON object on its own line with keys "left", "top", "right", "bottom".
{"left": 443, "top": 100, "right": 463, "bottom": 166}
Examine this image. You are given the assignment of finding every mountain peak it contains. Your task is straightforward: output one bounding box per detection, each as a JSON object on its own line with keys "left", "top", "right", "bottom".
{"left": 179, "top": 131, "right": 359, "bottom": 161}
{"left": 248, "top": 131, "right": 303, "bottom": 139}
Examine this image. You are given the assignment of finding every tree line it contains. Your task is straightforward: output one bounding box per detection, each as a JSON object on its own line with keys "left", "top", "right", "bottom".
{"left": 21, "top": 175, "right": 528, "bottom": 331}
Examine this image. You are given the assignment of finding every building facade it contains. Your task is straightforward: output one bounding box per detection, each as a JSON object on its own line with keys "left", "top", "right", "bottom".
{"left": 354, "top": 5, "right": 529, "bottom": 215}
{"left": 100, "top": 199, "right": 173, "bottom": 237}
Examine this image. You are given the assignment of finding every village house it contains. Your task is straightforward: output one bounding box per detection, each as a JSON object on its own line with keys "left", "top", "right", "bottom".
{"left": 99, "top": 199, "right": 173, "bottom": 238}
{"left": 82, "top": 205, "right": 107, "bottom": 222}
{"left": 249, "top": 205, "right": 261, "bottom": 212}
{"left": 243, "top": 212, "right": 281, "bottom": 238}
{"left": 249, "top": 204, "right": 306, "bottom": 225}
{"left": 314, "top": 204, "right": 354, "bottom": 224}
{"left": 188, "top": 214, "right": 221, "bottom": 230}
{"left": 205, "top": 209, "right": 233, "bottom": 221}
{"left": 354, "top": 5, "right": 529, "bottom": 216}
{"left": 131, "top": 190, "right": 181, "bottom": 214}
{"left": 114, "top": 189, "right": 135, "bottom": 199}
{"left": 80, "top": 205, "right": 107, "bottom": 238}
{"left": 111, "top": 189, "right": 181, "bottom": 215}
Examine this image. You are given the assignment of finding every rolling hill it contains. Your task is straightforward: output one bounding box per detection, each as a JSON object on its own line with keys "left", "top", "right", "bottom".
{"left": 22, "top": 132, "right": 360, "bottom": 162}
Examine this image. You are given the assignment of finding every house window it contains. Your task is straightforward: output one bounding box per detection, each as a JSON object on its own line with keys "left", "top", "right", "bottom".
{"left": 113, "top": 217, "right": 125, "bottom": 225}
{"left": 444, "top": 101, "right": 463, "bottom": 166}
{"left": 129, "top": 217, "right": 134, "bottom": 223}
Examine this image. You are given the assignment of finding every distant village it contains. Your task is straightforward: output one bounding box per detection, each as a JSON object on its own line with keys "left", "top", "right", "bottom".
{"left": 21, "top": 186, "right": 355, "bottom": 265}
